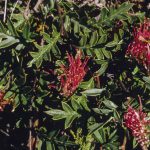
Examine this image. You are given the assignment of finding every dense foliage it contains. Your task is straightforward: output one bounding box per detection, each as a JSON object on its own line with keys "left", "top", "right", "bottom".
{"left": 0, "top": 0, "right": 150, "bottom": 150}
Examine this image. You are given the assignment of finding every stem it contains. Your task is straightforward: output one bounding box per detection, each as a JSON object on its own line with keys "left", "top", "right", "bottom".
{"left": 10, "top": 0, "right": 19, "bottom": 19}
{"left": 121, "top": 134, "right": 127, "bottom": 150}
{"left": 0, "top": 129, "right": 10, "bottom": 137}
{"left": 24, "top": 0, "right": 31, "bottom": 19}
{"left": 142, "top": 146, "right": 148, "bottom": 150}
{"left": 55, "top": 0, "right": 68, "bottom": 37}
{"left": 29, "top": 118, "right": 32, "bottom": 150}
{"left": 147, "top": 44, "right": 150, "bottom": 75}
{"left": 100, "top": 145, "right": 103, "bottom": 150}
{"left": 96, "top": 76, "right": 100, "bottom": 88}
{"left": 33, "top": 0, "right": 44, "bottom": 12}
{"left": 3, "top": 0, "right": 8, "bottom": 22}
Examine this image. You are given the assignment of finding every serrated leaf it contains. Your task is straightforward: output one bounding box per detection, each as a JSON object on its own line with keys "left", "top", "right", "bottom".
{"left": 41, "top": 32, "right": 51, "bottom": 43}
{"left": 28, "top": 33, "right": 60, "bottom": 67}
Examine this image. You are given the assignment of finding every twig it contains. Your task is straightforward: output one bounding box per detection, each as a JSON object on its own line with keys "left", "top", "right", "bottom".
{"left": 119, "top": 80, "right": 129, "bottom": 93}
{"left": 29, "top": 118, "right": 32, "bottom": 150}
{"left": 24, "top": 0, "right": 31, "bottom": 19}
{"left": 0, "top": 129, "right": 10, "bottom": 136}
{"left": 55, "top": 0, "right": 68, "bottom": 37}
{"left": 33, "top": 0, "right": 44, "bottom": 12}
{"left": 121, "top": 134, "right": 127, "bottom": 150}
{"left": 10, "top": 0, "right": 19, "bottom": 19}
{"left": 138, "top": 95, "right": 142, "bottom": 111}
{"left": 3, "top": 0, "right": 8, "bottom": 22}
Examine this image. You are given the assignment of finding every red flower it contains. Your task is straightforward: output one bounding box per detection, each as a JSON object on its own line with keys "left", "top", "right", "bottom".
{"left": 124, "top": 105, "right": 150, "bottom": 149}
{"left": 0, "top": 91, "right": 10, "bottom": 112}
{"left": 0, "top": 91, "right": 4, "bottom": 100}
{"left": 126, "top": 19, "right": 150, "bottom": 70}
{"left": 60, "top": 51, "right": 89, "bottom": 97}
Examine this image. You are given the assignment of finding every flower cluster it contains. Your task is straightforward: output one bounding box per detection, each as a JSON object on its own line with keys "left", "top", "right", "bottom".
{"left": 126, "top": 19, "right": 150, "bottom": 70}
{"left": 124, "top": 105, "right": 150, "bottom": 149}
{"left": 60, "top": 51, "right": 89, "bottom": 97}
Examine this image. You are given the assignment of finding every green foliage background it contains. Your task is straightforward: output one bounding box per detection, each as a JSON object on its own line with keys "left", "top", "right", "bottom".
{"left": 0, "top": 0, "right": 150, "bottom": 150}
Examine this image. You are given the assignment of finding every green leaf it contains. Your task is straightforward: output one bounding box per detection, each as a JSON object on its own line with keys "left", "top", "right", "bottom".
{"left": 7, "top": 18, "right": 19, "bottom": 37}
{"left": 105, "top": 41, "right": 117, "bottom": 47}
{"left": 100, "top": 8, "right": 109, "bottom": 22}
{"left": 41, "top": 32, "right": 51, "bottom": 43}
{"left": 79, "top": 35, "right": 87, "bottom": 46}
{"left": 45, "top": 102, "right": 81, "bottom": 129}
{"left": 97, "top": 62, "right": 108, "bottom": 76}
{"left": 45, "top": 109, "right": 66, "bottom": 120}
{"left": 23, "top": 22, "right": 31, "bottom": 40}
{"left": 143, "top": 76, "right": 150, "bottom": 90}
{"left": 89, "top": 31, "right": 98, "bottom": 46}
{"left": 0, "top": 21, "right": 7, "bottom": 33}
{"left": 103, "top": 100, "right": 118, "bottom": 109}
{"left": 50, "top": 0, "right": 55, "bottom": 9}
{"left": 71, "top": 99, "right": 82, "bottom": 111}
{"left": 37, "top": 139, "right": 43, "bottom": 150}
{"left": 0, "top": 33, "right": 19, "bottom": 49}
{"left": 28, "top": 32, "right": 60, "bottom": 67}
{"left": 94, "top": 49, "right": 104, "bottom": 60}
{"left": 82, "top": 88, "right": 105, "bottom": 96}
{"left": 46, "top": 141, "right": 55, "bottom": 150}
{"left": 77, "top": 96, "right": 90, "bottom": 112}
{"left": 79, "top": 78, "right": 94, "bottom": 90}
{"left": 89, "top": 117, "right": 113, "bottom": 134}
{"left": 62, "top": 102, "right": 73, "bottom": 112}
{"left": 65, "top": 115, "right": 77, "bottom": 129}
{"left": 102, "top": 49, "right": 112, "bottom": 59}
{"left": 64, "top": 15, "right": 70, "bottom": 31}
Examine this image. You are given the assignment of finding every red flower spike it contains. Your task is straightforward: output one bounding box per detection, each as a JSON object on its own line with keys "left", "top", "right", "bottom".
{"left": 126, "top": 19, "right": 150, "bottom": 71}
{"left": 124, "top": 100, "right": 150, "bottom": 149}
{"left": 60, "top": 51, "right": 89, "bottom": 97}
